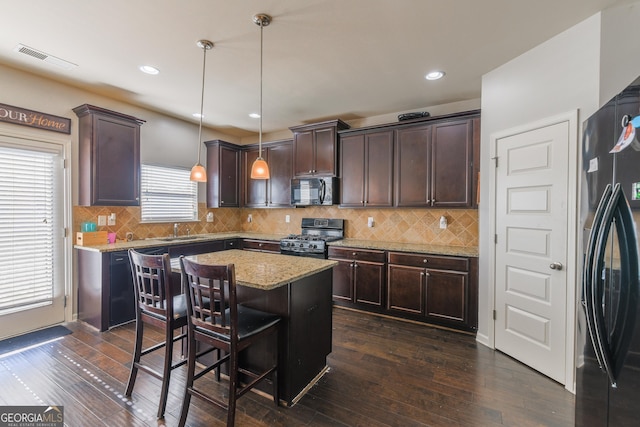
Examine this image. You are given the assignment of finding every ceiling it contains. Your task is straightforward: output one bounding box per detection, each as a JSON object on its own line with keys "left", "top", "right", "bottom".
{"left": 0, "top": 0, "right": 632, "bottom": 136}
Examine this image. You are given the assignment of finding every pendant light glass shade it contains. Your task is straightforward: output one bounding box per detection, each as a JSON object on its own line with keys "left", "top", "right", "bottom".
{"left": 250, "top": 14, "right": 271, "bottom": 180}
{"left": 250, "top": 157, "right": 270, "bottom": 179}
{"left": 190, "top": 39, "right": 213, "bottom": 182}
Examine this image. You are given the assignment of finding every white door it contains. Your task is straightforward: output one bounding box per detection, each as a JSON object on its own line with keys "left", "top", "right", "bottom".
{"left": 494, "top": 121, "right": 569, "bottom": 384}
{"left": 0, "top": 135, "right": 66, "bottom": 340}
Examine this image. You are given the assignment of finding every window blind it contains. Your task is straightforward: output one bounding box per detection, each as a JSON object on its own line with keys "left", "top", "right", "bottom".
{"left": 140, "top": 164, "right": 198, "bottom": 222}
{"left": 0, "top": 145, "right": 57, "bottom": 314}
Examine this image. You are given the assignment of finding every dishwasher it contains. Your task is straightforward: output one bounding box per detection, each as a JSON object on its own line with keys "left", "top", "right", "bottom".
{"left": 109, "top": 246, "right": 167, "bottom": 328}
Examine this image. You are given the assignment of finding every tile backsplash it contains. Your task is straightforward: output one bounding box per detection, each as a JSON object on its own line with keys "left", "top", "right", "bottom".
{"left": 74, "top": 204, "right": 478, "bottom": 247}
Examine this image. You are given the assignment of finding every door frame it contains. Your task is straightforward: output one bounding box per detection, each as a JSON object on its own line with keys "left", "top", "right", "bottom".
{"left": 486, "top": 110, "right": 579, "bottom": 392}
{"left": 0, "top": 122, "right": 73, "bottom": 331}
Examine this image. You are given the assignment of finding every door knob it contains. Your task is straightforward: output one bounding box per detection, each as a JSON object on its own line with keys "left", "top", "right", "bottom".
{"left": 549, "top": 262, "right": 563, "bottom": 270}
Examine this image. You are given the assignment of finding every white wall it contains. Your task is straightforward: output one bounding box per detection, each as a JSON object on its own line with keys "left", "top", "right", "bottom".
{"left": 478, "top": 13, "right": 602, "bottom": 346}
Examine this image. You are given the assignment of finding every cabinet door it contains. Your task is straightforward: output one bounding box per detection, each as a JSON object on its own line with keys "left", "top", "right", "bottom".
{"left": 339, "top": 134, "right": 365, "bottom": 207}
{"left": 387, "top": 264, "right": 424, "bottom": 315}
{"left": 430, "top": 120, "right": 473, "bottom": 207}
{"left": 395, "top": 125, "right": 430, "bottom": 207}
{"left": 364, "top": 130, "right": 394, "bottom": 207}
{"left": 92, "top": 115, "right": 140, "bottom": 206}
{"left": 331, "top": 258, "right": 354, "bottom": 302}
{"left": 354, "top": 261, "right": 384, "bottom": 307}
{"left": 219, "top": 145, "right": 240, "bottom": 207}
{"left": 243, "top": 147, "right": 268, "bottom": 207}
{"left": 267, "top": 141, "right": 293, "bottom": 207}
{"left": 425, "top": 269, "right": 468, "bottom": 326}
{"left": 293, "top": 130, "right": 314, "bottom": 177}
{"left": 314, "top": 127, "right": 338, "bottom": 176}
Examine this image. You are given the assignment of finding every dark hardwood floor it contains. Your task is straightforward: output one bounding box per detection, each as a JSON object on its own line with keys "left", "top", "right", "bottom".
{"left": 0, "top": 307, "right": 574, "bottom": 426}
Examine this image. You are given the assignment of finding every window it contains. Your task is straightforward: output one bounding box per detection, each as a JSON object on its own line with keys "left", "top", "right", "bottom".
{"left": 140, "top": 164, "right": 198, "bottom": 222}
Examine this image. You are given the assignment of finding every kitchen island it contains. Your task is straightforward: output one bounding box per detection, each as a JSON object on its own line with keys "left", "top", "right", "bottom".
{"left": 179, "top": 250, "right": 337, "bottom": 406}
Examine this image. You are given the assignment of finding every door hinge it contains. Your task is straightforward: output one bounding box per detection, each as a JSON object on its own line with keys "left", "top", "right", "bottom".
{"left": 63, "top": 159, "right": 67, "bottom": 169}
{"left": 494, "top": 234, "right": 498, "bottom": 244}
{"left": 64, "top": 295, "right": 67, "bottom": 308}
{"left": 492, "top": 156, "right": 498, "bottom": 167}
{"left": 493, "top": 310, "right": 497, "bottom": 320}
{"left": 63, "top": 227, "right": 68, "bottom": 238}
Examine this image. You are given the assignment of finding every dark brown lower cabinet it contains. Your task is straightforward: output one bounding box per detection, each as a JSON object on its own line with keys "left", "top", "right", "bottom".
{"left": 387, "top": 251, "right": 477, "bottom": 331}
{"left": 328, "top": 247, "right": 385, "bottom": 308}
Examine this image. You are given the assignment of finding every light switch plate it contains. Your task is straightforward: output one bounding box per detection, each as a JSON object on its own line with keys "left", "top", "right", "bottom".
{"left": 285, "top": 215, "right": 290, "bottom": 223}
{"left": 107, "top": 213, "right": 116, "bottom": 226}
{"left": 97, "top": 215, "right": 106, "bottom": 226}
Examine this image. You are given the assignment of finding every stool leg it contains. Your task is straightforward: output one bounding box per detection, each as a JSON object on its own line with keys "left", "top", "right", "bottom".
{"left": 227, "top": 349, "right": 239, "bottom": 427}
{"left": 125, "top": 317, "right": 143, "bottom": 396}
{"left": 157, "top": 325, "right": 174, "bottom": 419}
{"left": 178, "top": 331, "right": 196, "bottom": 427}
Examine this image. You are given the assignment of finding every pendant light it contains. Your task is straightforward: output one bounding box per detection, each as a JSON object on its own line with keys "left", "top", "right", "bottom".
{"left": 190, "top": 39, "right": 213, "bottom": 182}
{"left": 250, "top": 13, "right": 271, "bottom": 179}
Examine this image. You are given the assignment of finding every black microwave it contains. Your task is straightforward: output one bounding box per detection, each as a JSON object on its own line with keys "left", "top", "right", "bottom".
{"left": 291, "top": 177, "right": 338, "bottom": 206}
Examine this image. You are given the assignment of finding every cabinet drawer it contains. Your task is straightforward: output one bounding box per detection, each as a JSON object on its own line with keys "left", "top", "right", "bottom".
{"left": 328, "top": 246, "right": 385, "bottom": 263}
{"left": 243, "top": 239, "right": 280, "bottom": 253}
{"left": 387, "top": 252, "right": 468, "bottom": 271}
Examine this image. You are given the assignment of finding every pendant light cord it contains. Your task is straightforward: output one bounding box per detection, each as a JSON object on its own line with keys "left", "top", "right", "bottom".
{"left": 258, "top": 20, "right": 264, "bottom": 158}
{"left": 197, "top": 44, "right": 208, "bottom": 165}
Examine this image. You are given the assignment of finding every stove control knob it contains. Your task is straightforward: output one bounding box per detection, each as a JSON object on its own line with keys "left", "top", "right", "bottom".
{"left": 299, "top": 243, "right": 304, "bottom": 248}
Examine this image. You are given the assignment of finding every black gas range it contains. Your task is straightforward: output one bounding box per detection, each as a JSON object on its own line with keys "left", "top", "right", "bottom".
{"left": 280, "top": 218, "right": 344, "bottom": 259}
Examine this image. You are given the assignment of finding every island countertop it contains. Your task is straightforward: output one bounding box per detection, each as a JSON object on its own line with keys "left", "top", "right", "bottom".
{"left": 181, "top": 249, "right": 337, "bottom": 291}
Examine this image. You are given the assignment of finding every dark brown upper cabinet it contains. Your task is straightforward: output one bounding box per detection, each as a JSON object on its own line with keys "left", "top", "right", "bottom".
{"left": 73, "top": 104, "right": 144, "bottom": 206}
{"left": 205, "top": 140, "right": 240, "bottom": 208}
{"left": 339, "top": 129, "right": 394, "bottom": 208}
{"left": 242, "top": 140, "right": 293, "bottom": 208}
{"left": 395, "top": 114, "right": 480, "bottom": 208}
{"left": 290, "top": 119, "right": 350, "bottom": 177}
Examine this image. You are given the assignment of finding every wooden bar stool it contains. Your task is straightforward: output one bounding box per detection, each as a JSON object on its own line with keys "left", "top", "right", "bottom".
{"left": 178, "top": 256, "right": 280, "bottom": 427}
{"left": 125, "top": 249, "right": 188, "bottom": 419}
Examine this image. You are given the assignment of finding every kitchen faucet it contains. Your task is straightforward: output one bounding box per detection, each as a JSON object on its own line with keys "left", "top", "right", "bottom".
{"left": 174, "top": 223, "right": 179, "bottom": 237}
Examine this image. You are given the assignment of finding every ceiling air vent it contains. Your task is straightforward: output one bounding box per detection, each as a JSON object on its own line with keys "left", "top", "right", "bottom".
{"left": 13, "top": 44, "right": 77, "bottom": 70}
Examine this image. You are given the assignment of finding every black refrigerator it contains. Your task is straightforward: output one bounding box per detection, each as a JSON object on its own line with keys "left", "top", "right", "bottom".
{"left": 576, "top": 79, "right": 640, "bottom": 426}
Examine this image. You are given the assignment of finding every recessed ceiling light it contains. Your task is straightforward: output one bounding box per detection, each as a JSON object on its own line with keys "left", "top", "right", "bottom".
{"left": 425, "top": 71, "right": 445, "bottom": 80}
{"left": 192, "top": 113, "right": 203, "bottom": 119}
{"left": 249, "top": 113, "right": 260, "bottom": 119}
{"left": 139, "top": 65, "right": 160, "bottom": 75}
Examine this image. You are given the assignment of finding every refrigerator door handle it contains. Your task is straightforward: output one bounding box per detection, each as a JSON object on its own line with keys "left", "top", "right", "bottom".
{"left": 583, "top": 184, "right": 612, "bottom": 370}
{"left": 607, "top": 186, "right": 639, "bottom": 384}
{"left": 591, "top": 183, "right": 621, "bottom": 386}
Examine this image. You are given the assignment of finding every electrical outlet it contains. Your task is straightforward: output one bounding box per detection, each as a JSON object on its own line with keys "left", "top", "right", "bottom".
{"left": 206, "top": 212, "right": 214, "bottom": 223}
{"left": 439, "top": 215, "right": 448, "bottom": 229}
{"left": 285, "top": 215, "right": 290, "bottom": 223}
{"left": 97, "top": 215, "right": 106, "bottom": 226}
{"left": 108, "top": 213, "right": 116, "bottom": 226}
{"left": 367, "top": 217, "right": 374, "bottom": 228}
{"left": 247, "top": 214, "right": 252, "bottom": 223}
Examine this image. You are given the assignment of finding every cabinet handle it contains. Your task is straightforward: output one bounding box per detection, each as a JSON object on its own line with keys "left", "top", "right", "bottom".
{"left": 312, "top": 169, "right": 316, "bottom": 173}
{"left": 431, "top": 199, "right": 435, "bottom": 206}
{"left": 420, "top": 271, "right": 425, "bottom": 277}
{"left": 350, "top": 262, "right": 355, "bottom": 267}
{"left": 354, "top": 263, "right": 358, "bottom": 268}
{"left": 221, "top": 200, "right": 224, "bottom": 204}
{"left": 259, "top": 243, "right": 263, "bottom": 247}
{"left": 423, "top": 259, "right": 428, "bottom": 264}
{"left": 352, "top": 252, "right": 357, "bottom": 256}
{"left": 229, "top": 242, "right": 234, "bottom": 246}
{"left": 309, "top": 169, "right": 313, "bottom": 173}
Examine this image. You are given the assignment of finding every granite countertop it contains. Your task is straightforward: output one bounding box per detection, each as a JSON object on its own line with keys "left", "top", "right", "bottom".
{"left": 75, "top": 232, "right": 288, "bottom": 253}
{"left": 75, "top": 231, "right": 478, "bottom": 258}
{"left": 176, "top": 249, "right": 337, "bottom": 291}
{"left": 328, "top": 239, "right": 478, "bottom": 257}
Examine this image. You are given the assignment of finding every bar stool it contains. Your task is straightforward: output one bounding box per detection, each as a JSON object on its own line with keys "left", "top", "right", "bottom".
{"left": 178, "top": 256, "right": 280, "bottom": 427}
{"left": 125, "top": 249, "right": 188, "bottom": 419}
